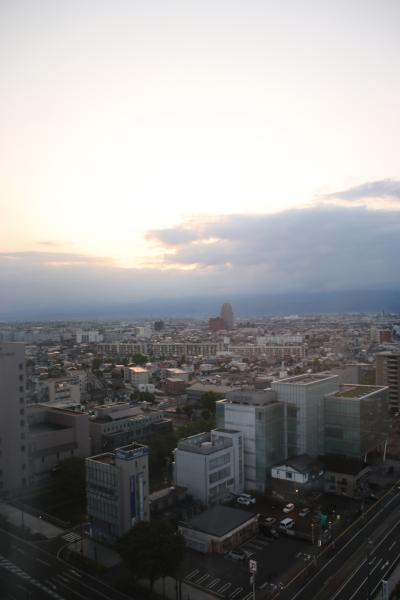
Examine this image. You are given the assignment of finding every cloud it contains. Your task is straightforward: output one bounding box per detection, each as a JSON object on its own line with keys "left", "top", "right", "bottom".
{"left": 321, "top": 178, "right": 400, "bottom": 202}
{"left": 1, "top": 204, "right": 400, "bottom": 317}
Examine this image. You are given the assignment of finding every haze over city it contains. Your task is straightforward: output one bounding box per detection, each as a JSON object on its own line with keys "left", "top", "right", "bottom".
{"left": 1, "top": 0, "right": 400, "bottom": 318}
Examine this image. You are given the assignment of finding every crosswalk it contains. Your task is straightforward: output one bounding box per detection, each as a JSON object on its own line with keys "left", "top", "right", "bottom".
{"left": 183, "top": 569, "right": 249, "bottom": 599}
{"left": 61, "top": 531, "right": 81, "bottom": 543}
{"left": 0, "top": 553, "right": 65, "bottom": 599}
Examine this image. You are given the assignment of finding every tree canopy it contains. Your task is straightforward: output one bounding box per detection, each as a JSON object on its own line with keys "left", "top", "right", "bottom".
{"left": 116, "top": 521, "right": 185, "bottom": 588}
{"left": 53, "top": 456, "right": 86, "bottom": 502}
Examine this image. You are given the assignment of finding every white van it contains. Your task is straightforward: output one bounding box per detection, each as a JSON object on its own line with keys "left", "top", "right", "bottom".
{"left": 238, "top": 493, "right": 256, "bottom": 504}
{"left": 279, "top": 517, "right": 295, "bottom": 530}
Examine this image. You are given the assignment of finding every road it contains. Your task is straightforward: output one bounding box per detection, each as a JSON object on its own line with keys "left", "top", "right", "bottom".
{"left": 329, "top": 519, "right": 400, "bottom": 600}
{"left": 278, "top": 486, "right": 400, "bottom": 600}
{"left": 0, "top": 528, "right": 131, "bottom": 600}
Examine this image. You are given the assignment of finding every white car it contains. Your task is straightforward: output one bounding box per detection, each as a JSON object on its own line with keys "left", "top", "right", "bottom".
{"left": 238, "top": 493, "right": 256, "bottom": 504}
{"left": 283, "top": 503, "right": 295, "bottom": 513}
{"left": 237, "top": 497, "right": 252, "bottom": 506}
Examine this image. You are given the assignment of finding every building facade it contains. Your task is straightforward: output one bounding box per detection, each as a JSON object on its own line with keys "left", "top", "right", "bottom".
{"left": 271, "top": 374, "right": 339, "bottom": 458}
{"left": 376, "top": 352, "right": 400, "bottom": 412}
{"left": 86, "top": 442, "right": 150, "bottom": 543}
{"left": 0, "top": 342, "right": 28, "bottom": 493}
{"left": 216, "top": 390, "right": 285, "bottom": 492}
{"left": 324, "top": 384, "right": 390, "bottom": 460}
{"left": 174, "top": 429, "right": 244, "bottom": 505}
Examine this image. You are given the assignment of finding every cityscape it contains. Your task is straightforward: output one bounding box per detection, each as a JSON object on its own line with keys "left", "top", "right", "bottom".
{"left": 1, "top": 308, "right": 400, "bottom": 599}
{"left": 1, "top": 1, "right": 400, "bottom": 599}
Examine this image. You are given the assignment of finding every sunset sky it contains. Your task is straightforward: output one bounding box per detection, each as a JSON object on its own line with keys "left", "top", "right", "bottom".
{"left": 1, "top": 0, "right": 400, "bottom": 315}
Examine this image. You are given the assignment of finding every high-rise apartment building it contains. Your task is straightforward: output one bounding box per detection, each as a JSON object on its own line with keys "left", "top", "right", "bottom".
{"left": 376, "top": 352, "right": 400, "bottom": 412}
{"left": 0, "top": 342, "right": 28, "bottom": 494}
{"left": 220, "top": 303, "right": 234, "bottom": 330}
{"left": 271, "top": 373, "right": 339, "bottom": 458}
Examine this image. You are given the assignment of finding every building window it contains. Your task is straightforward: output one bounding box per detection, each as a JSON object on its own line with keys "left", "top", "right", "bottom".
{"left": 21, "top": 446, "right": 25, "bottom": 453}
{"left": 20, "top": 409, "right": 24, "bottom": 416}
{"left": 286, "top": 472, "right": 293, "bottom": 479}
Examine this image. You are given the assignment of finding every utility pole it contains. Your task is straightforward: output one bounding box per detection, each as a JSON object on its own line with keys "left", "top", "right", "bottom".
{"left": 249, "top": 559, "right": 257, "bottom": 600}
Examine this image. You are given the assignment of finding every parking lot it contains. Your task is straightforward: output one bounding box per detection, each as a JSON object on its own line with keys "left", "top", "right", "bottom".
{"left": 179, "top": 529, "right": 312, "bottom": 600}
{"left": 178, "top": 490, "right": 376, "bottom": 599}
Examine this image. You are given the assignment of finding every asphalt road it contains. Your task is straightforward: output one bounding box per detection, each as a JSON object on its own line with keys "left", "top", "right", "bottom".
{"left": 279, "top": 486, "right": 400, "bottom": 600}
{"left": 329, "top": 519, "right": 400, "bottom": 600}
{"left": 0, "top": 528, "right": 131, "bottom": 600}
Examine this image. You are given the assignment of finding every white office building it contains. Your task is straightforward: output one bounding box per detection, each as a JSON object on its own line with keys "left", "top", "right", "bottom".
{"left": 174, "top": 429, "right": 244, "bottom": 505}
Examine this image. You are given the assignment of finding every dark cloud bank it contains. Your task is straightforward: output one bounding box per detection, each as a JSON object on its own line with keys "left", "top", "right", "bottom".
{"left": 1, "top": 204, "right": 400, "bottom": 319}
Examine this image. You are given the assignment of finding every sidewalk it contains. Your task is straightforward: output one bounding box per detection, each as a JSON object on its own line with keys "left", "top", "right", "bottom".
{"left": 66, "top": 536, "right": 121, "bottom": 568}
{"left": 0, "top": 501, "right": 64, "bottom": 539}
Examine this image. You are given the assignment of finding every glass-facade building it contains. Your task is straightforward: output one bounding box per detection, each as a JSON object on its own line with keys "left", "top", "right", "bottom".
{"left": 216, "top": 390, "right": 285, "bottom": 492}
{"left": 271, "top": 374, "right": 339, "bottom": 458}
{"left": 324, "top": 385, "right": 390, "bottom": 458}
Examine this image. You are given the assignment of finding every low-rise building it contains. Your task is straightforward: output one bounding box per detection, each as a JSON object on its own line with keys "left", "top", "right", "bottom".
{"left": 271, "top": 454, "right": 324, "bottom": 498}
{"left": 89, "top": 403, "right": 171, "bottom": 453}
{"left": 28, "top": 405, "right": 90, "bottom": 485}
{"left": 179, "top": 505, "right": 258, "bottom": 553}
{"left": 124, "top": 366, "right": 149, "bottom": 387}
{"left": 86, "top": 442, "right": 150, "bottom": 543}
{"left": 321, "top": 454, "right": 371, "bottom": 498}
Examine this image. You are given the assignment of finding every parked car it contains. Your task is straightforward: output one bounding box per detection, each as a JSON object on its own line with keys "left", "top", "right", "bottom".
{"left": 259, "top": 524, "right": 279, "bottom": 539}
{"left": 298, "top": 507, "right": 311, "bottom": 517}
{"left": 226, "top": 549, "right": 246, "bottom": 560}
{"left": 238, "top": 493, "right": 256, "bottom": 504}
{"left": 279, "top": 517, "right": 295, "bottom": 530}
{"left": 263, "top": 517, "right": 276, "bottom": 525}
{"left": 283, "top": 503, "right": 295, "bottom": 513}
{"left": 237, "top": 497, "right": 252, "bottom": 506}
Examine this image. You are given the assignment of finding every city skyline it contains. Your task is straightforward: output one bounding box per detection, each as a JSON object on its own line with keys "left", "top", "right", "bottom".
{"left": 1, "top": 1, "right": 400, "bottom": 315}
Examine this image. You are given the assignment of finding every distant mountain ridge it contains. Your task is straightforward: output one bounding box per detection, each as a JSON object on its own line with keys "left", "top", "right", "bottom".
{"left": 1, "top": 289, "right": 400, "bottom": 321}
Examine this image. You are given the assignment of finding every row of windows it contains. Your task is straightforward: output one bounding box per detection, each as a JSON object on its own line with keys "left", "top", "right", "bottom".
{"left": 209, "top": 466, "right": 231, "bottom": 484}
{"left": 209, "top": 452, "right": 230, "bottom": 471}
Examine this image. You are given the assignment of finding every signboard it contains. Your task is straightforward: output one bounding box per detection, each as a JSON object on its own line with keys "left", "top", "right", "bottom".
{"left": 382, "top": 580, "right": 389, "bottom": 600}
{"left": 249, "top": 559, "right": 257, "bottom": 574}
{"left": 130, "top": 475, "right": 136, "bottom": 522}
{"left": 115, "top": 447, "right": 150, "bottom": 461}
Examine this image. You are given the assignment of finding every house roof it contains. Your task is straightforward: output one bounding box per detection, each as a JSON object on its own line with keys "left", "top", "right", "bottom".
{"left": 182, "top": 505, "right": 256, "bottom": 537}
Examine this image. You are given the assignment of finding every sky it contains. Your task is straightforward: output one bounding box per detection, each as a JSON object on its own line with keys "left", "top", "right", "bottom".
{"left": 1, "top": 0, "right": 400, "bottom": 316}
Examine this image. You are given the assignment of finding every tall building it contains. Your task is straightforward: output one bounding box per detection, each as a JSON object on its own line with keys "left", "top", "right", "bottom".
{"left": 216, "top": 390, "right": 285, "bottom": 492}
{"left": 376, "top": 352, "right": 400, "bottom": 412}
{"left": 220, "top": 303, "right": 234, "bottom": 330}
{"left": 0, "top": 342, "right": 28, "bottom": 493}
{"left": 271, "top": 373, "right": 339, "bottom": 458}
{"left": 86, "top": 442, "right": 150, "bottom": 543}
{"left": 324, "top": 384, "right": 390, "bottom": 459}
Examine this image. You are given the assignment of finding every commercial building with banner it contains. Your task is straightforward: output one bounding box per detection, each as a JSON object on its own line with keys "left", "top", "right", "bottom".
{"left": 86, "top": 442, "right": 150, "bottom": 543}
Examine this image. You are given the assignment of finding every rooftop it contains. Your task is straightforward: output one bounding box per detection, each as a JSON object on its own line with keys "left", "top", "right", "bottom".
{"left": 276, "top": 373, "right": 338, "bottom": 385}
{"left": 333, "top": 385, "right": 386, "bottom": 399}
{"left": 182, "top": 505, "right": 256, "bottom": 537}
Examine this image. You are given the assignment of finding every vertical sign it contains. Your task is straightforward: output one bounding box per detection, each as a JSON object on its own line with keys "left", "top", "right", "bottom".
{"left": 382, "top": 580, "right": 389, "bottom": 600}
{"left": 130, "top": 475, "right": 136, "bottom": 523}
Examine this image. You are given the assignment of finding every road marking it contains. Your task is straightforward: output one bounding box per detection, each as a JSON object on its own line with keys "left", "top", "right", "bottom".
{"left": 36, "top": 557, "right": 51, "bottom": 567}
{"left": 371, "top": 558, "right": 383, "bottom": 574}
{"left": 218, "top": 582, "right": 232, "bottom": 593}
{"left": 241, "top": 593, "right": 253, "bottom": 600}
{"left": 196, "top": 573, "right": 210, "bottom": 585}
{"left": 381, "top": 560, "right": 390, "bottom": 570}
{"left": 55, "top": 580, "right": 87, "bottom": 599}
{"left": 389, "top": 540, "right": 397, "bottom": 551}
{"left": 348, "top": 577, "right": 366, "bottom": 600}
{"left": 369, "top": 555, "right": 376, "bottom": 564}
{"left": 62, "top": 532, "right": 81, "bottom": 543}
{"left": 207, "top": 578, "right": 221, "bottom": 588}
{"left": 230, "top": 586, "right": 243, "bottom": 599}
{"left": 185, "top": 568, "right": 200, "bottom": 580}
